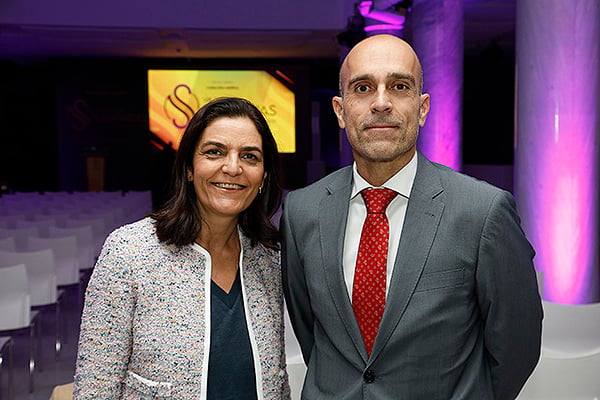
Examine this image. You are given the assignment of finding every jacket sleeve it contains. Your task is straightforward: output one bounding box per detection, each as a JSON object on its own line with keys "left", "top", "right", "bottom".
{"left": 476, "top": 190, "right": 543, "bottom": 400}
{"left": 280, "top": 192, "right": 315, "bottom": 365}
{"left": 73, "top": 230, "right": 135, "bottom": 399}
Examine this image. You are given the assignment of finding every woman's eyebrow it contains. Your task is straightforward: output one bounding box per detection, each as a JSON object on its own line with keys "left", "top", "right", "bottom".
{"left": 199, "top": 141, "right": 263, "bottom": 154}
{"left": 199, "top": 141, "right": 225, "bottom": 149}
{"left": 241, "top": 146, "right": 263, "bottom": 154}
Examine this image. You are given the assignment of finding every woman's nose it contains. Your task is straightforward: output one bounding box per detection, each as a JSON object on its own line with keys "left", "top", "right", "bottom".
{"left": 222, "top": 154, "right": 242, "bottom": 175}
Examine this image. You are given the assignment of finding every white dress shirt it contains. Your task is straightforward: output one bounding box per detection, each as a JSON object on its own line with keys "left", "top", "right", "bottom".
{"left": 343, "top": 152, "right": 418, "bottom": 298}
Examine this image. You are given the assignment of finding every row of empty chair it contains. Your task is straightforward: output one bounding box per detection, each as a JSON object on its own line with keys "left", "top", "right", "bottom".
{"left": 0, "top": 190, "right": 152, "bottom": 397}
{"left": 0, "top": 263, "right": 40, "bottom": 397}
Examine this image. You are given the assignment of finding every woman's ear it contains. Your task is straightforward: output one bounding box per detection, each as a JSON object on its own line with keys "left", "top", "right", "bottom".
{"left": 259, "top": 173, "right": 267, "bottom": 193}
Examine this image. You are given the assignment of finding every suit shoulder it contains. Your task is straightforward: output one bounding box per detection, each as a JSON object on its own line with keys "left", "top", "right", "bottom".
{"left": 432, "top": 162, "right": 508, "bottom": 197}
{"left": 286, "top": 167, "right": 351, "bottom": 201}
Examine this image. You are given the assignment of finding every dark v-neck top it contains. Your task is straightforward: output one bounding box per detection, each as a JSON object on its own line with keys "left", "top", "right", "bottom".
{"left": 207, "top": 271, "right": 258, "bottom": 400}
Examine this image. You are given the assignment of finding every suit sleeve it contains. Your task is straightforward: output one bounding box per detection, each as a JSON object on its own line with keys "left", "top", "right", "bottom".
{"left": 280, "top": 192, "right": 315, "bottom": 364}
{"left": 476, "top": 190, "right": 543, "bottom": 400}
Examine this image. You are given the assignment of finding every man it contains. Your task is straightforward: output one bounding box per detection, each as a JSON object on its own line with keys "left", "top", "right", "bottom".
{"left": 281, "top": 34, "right": 542, "bottom": 399}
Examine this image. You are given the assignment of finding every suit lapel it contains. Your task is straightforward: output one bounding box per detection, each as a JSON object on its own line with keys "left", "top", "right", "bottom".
{"left": 318, "top": 168, "right": 368, "bottom": 359}
{"left": 371, "top": 155, "right": 445, "bottom": 359}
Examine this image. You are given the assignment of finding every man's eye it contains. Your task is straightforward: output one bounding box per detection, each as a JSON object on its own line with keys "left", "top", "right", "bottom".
{"left": 356, "top": 84, "right": 370, "bottom": 93}
{"left": 394, "top": 83, "right": 408, "bottom": 90}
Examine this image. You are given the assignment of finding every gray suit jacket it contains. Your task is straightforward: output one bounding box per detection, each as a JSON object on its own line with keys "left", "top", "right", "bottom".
{"left": 281, "top": 153, "right": 542, "bottom": 400}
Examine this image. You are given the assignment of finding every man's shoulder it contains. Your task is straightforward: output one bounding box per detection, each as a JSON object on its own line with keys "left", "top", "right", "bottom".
{"left": 427, "top": 159, "right": 506, "bottom": 196}
{"left": 288, "top": 166, "right": 352, "bottom": 199}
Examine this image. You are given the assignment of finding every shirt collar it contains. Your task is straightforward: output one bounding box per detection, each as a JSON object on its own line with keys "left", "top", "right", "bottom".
{"left": 351, "top": 152, "right": 418, "bottom": 200}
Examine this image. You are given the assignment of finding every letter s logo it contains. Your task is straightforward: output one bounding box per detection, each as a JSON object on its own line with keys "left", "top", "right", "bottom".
{"left": 163, "top": 84, "right": 200, "bottom": 129}
{"left": 68, "top": 99, "right": 92, "bottom": 133}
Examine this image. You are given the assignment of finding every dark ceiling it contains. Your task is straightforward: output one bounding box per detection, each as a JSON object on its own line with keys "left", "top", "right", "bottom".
{"left": 0, "top": 0, "right": 515, "bottom": 61}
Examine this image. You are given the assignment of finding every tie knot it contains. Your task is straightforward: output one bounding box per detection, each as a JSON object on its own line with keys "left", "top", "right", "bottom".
{"left": 361, "top": 188, "right": 397, "bottom": 214}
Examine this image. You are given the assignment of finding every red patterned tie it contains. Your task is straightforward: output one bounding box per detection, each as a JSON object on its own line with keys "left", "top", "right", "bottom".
{"left": 352, "top": 188, "right": 397, "bottom": 356}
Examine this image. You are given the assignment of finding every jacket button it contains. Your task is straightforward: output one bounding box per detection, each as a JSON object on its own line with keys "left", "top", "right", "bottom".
{"left": 363, "top": 369, "right": 375, "bottom": 383}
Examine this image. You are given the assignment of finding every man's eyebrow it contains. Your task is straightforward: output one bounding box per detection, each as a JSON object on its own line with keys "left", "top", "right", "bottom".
{"left": 388, "top": 72, "right": 417, "bottom": 86}
{"left": 346, "top": 72, "right": 417, "bottom": 89}
{"left": 347, "top": 74, "right": 373, "bottom": 89}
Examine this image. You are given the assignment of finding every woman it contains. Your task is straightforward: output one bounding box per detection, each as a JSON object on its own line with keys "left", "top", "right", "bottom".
{"left": 73, "top": 97, "right": 290, "bottom": 399}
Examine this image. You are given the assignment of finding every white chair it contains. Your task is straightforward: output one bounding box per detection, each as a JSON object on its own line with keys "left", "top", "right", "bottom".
{"left": 47, "top": 225, "right": 95, "bottom": 271}
{"left": 0, "top": 249, "right": 59, "bottom": 307}
{"left": 0, "top": 237, "right": 15, "bottom": 252}
{"left": 121, "top": 190, "right": 153, "bottom": 222}
{"left": 0, "top": 249, "right": 64, "bottom": 360}
{"left": 32, "top": 210, "right": 70, "bottom": 228}
{"left": 518, "top": 301, "right": 600, "bottom": 399}
{"left": 14, "top": 218, "right": 56, "bottom": 237}
{"left": 72, "top": 208, "right": 120, "bottom": 236}
{"left": 0, "top": 264, "right": 41, "bottom": 394}
{"left": 0, "top": 227, "right": 39, "bottom": 251}
{"left": 0, "top": 213, "right": 27, "bottom": 228}
{"left": 0, "top": 264, "right": 30, "bottom": 330}
{"left": 0, "top": 336, "right": 14, "bottom": 400}
{"left": 61, "top": 216, "right": 107, "bottom": 261}
{"left": 27, "top": 236, "right": 80, "bottom": 287}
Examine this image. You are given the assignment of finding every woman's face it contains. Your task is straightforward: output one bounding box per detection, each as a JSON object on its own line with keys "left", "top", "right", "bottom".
{"left": 189, "top": 116, "right": 266, "bottom": 222}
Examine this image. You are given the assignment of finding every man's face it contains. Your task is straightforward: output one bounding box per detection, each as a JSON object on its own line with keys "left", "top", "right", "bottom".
{"left": 332, "top": 35, "right": 430, "bottom": 170}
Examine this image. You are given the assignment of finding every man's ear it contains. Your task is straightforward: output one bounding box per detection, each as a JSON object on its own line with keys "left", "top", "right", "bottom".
{"left": 418, "top": 93, "right": 431, "bottom": 127}
{"left": 332, "top": 96, "right": 346, "bottom": 129}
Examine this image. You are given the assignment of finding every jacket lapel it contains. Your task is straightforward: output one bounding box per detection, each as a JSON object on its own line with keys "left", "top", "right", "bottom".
{"left": 318, "top": 168, "right": 368, "bottom": 359}
{"left": 370, "top": 155, "right": 445, "bottom": 359}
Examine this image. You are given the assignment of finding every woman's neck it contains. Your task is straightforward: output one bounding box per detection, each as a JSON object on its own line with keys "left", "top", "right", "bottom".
{"left": 196, "top": 218, "right": 239, "bottom": 253}
{"left": 197, "top": 218, "right": 241, "bottom": 293}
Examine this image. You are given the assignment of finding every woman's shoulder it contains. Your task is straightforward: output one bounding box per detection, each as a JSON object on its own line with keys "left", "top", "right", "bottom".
{"left": 112, "top": 216, "right": 155, "bottom": 234}
{"left": 101, "top": 217, "right": 163, "bottom": 255}
{"left": 96, "top": 217, "right": 199, "bottom": 279}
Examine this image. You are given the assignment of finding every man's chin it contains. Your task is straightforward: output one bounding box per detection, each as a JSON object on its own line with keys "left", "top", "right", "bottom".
{"left": 360, "top": 145, "right": 415, "bottom": 164}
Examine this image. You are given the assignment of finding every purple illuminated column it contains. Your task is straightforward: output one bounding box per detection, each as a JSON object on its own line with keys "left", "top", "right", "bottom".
{"left": 515, "top": 0, "right": 600, "bottom": 304}
{"left": 411, "top": 0, "right": 463, "bottom": 171}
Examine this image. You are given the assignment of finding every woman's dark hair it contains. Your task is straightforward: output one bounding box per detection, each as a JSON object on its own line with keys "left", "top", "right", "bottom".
{"left": 150, "top": 97, "right": 282, "bottom": 250}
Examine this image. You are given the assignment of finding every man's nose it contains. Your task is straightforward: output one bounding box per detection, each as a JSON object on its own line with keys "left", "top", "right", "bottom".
{"left": 371, "top": 88, "right": 392, "bottom": 112}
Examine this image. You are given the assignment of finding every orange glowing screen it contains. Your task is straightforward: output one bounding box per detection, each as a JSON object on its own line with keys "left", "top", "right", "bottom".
{"left": 148, "top": 69, "right": 295, "bottom": 152}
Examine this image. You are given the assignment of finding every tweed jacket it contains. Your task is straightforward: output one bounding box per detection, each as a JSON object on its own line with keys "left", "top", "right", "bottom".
{"left": 73, "top": 217, "right": 290, "bottom": 399}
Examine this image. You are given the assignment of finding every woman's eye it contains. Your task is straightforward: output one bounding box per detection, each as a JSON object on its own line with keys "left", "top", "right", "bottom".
{"left": 202, "top": 149, "right": 222, "bottom": 157}
{"left": 242, "top": 153, "right": 261, "bottom": 162}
